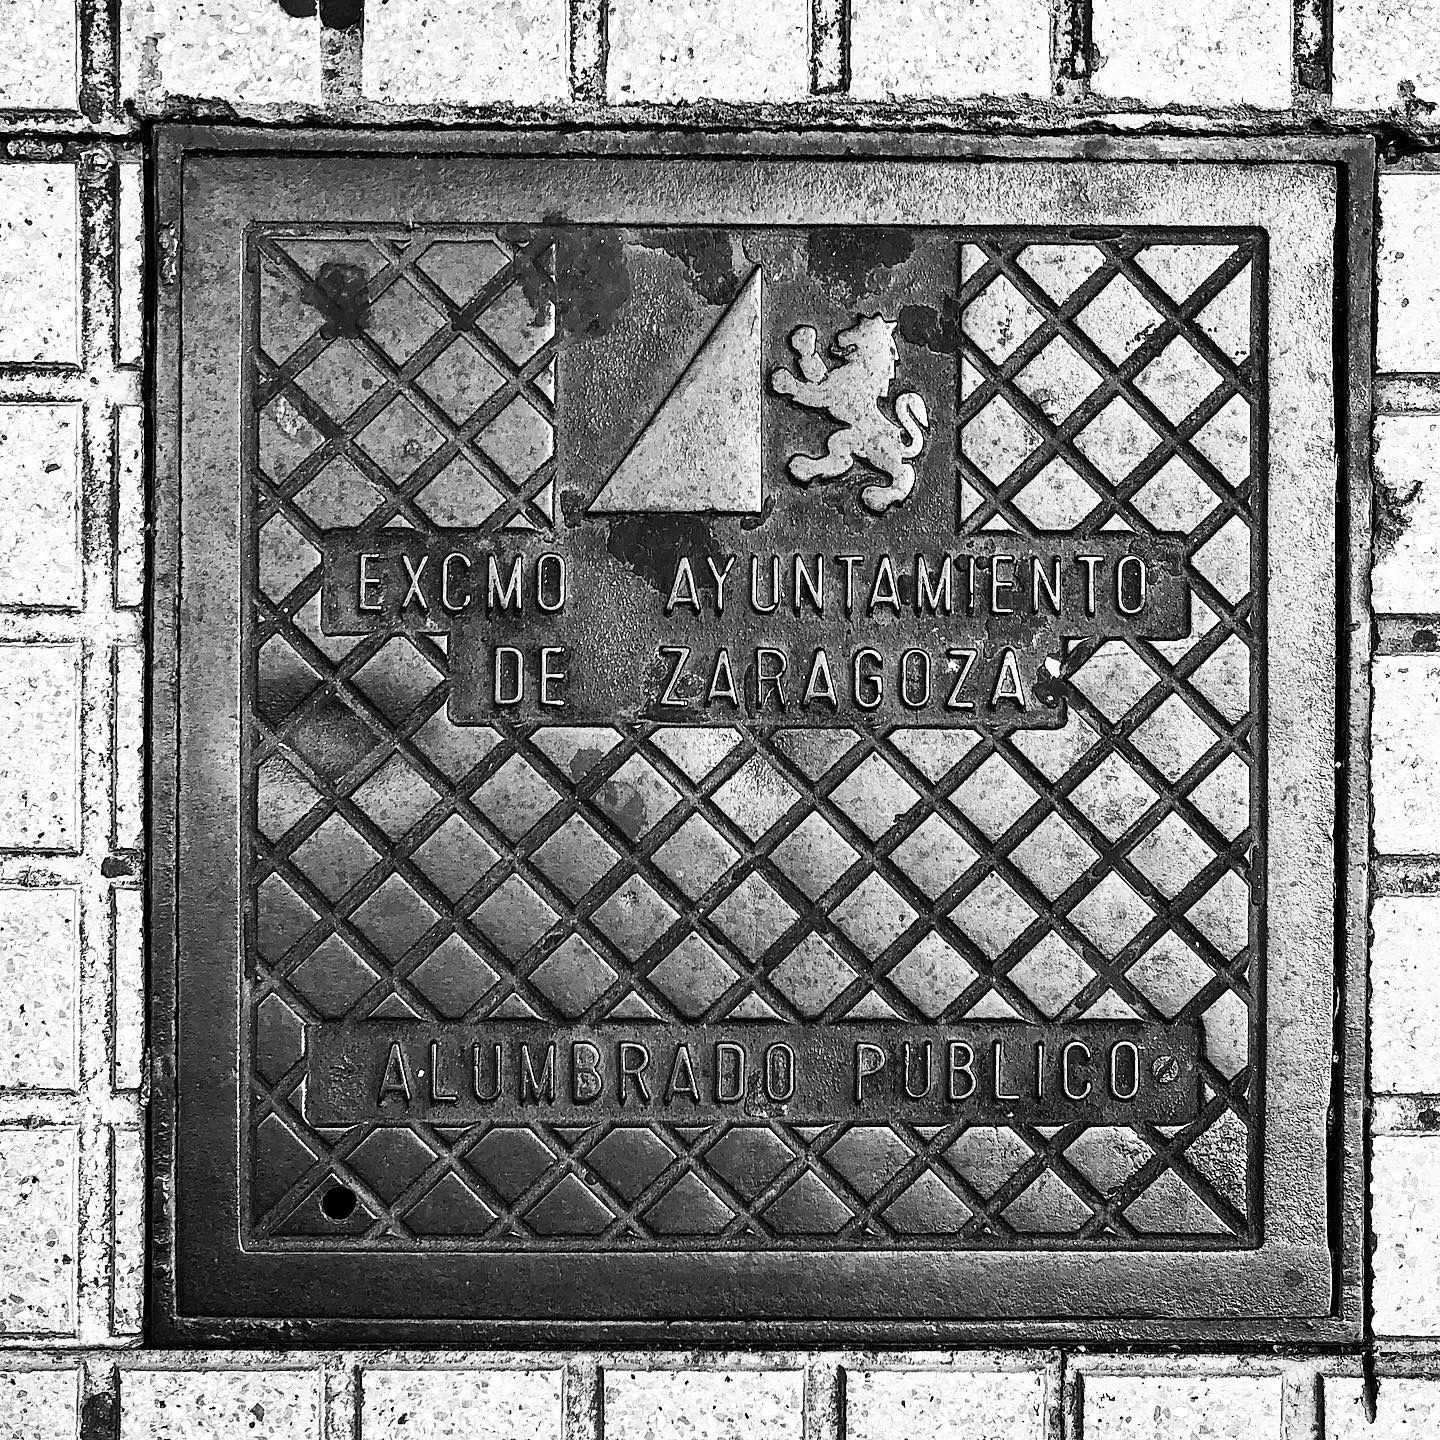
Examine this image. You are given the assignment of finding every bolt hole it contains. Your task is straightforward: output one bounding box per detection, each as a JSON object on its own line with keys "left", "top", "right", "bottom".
{"left": 321, "top": 1184, "right": 357, "bottom": 1221}
{"left": 1418, "top": 1108, "right": 1440, "bottom": 1131}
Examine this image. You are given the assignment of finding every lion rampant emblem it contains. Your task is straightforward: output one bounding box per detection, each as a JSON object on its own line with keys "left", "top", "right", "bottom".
{"left": 769, "top": 314, "right": 929, "bottom": 513}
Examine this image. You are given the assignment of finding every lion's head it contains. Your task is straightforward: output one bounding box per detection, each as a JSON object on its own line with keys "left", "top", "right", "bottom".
{"left": 833, "top": 314, "right": 899, "bottom": 394}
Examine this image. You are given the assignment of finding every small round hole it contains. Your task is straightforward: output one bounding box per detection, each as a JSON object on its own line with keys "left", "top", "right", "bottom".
{"left": 321, "top": 1184, "right": 357, "bottom": 1221}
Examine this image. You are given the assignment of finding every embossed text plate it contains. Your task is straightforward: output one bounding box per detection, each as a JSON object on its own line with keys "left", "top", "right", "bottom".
{"left": 150, "top": 130, "right": 1372, "bottom": 1344}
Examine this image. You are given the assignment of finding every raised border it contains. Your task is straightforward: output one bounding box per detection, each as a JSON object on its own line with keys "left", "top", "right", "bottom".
{"left": 148, "top": 127, "right": 1374, "bottom": 1348}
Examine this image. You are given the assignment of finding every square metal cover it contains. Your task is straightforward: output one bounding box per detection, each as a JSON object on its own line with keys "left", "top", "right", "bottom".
{"left": 150, "top": 130, "right": 1370, "bottom": 1344}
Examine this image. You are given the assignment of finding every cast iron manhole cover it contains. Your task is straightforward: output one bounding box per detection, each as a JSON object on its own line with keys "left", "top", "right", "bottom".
{"left": 150, "top": 131, "right": 1370, "bottom": 1343}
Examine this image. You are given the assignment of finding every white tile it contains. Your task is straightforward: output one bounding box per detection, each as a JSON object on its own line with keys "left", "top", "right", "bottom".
{"left": 1374, "top": 656, "right": 1440, "bottom": 854}
{"left": 0, "top": 405, "right": 81, "bottom": 610}
{"left": 847, "top": 1370, "right": 1045, "bottom": 1440}
{"left": 0, "top": 645, "right": 79, "bottom": 853}
{"left": 122, "top": 1370, "right": 324, "bottom": 1440}
{"left": 604, "top": 1371, "right": 802, "bottom": 1440}
{"left": 363, "top": 0, "right": 567, "bottom": 104}
{"left": 607, "top": 0, "right": 809, "bottom": 102}
{"left": 0, "top": 887, "right": 76, "bottom": 1090}
{"left": 1379, "top": 174, "right": 1440, "bottom": 372}
{"left": 1374, "top": 1136, "right": 1440, "bottom": 1335}
{"left": 0, "top": 0, "right": 79, "bottom": 110}
{"left": 0, "top": 166, "right": 78, "bottom": 365}
{"left": 0, "top": 1127, "right": 76, "bottom": 1335}
{"left": 1335, "top": 0, "right": 1440, "bottom": 109}
{"left": 122, "top": 0, "right": 321, "bottom": 110}
{"left": 1081, "top": 1374, "right": 1280, "bottom": 1439}
{"left": 850, "top": 0, "right": 1051, "bottom": 99}
{"left": 0, "top": 1369, "right": 80, "bottom": 1440}
{"left": 1092, "top": 0, "right": 1291, "bottom": 107}
{"left": 363, "top": 1369, "right": 562, "bottom": 1440}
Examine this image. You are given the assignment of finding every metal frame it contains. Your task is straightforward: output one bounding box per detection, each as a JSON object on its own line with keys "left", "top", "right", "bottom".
{"left": 148, "top": 127, "right": 1374, "bottom": 1348}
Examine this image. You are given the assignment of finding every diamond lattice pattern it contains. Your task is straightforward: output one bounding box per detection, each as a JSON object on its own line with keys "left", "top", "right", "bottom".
{"left": 245, "top": 229, "right": 1262, "bottom": 1248}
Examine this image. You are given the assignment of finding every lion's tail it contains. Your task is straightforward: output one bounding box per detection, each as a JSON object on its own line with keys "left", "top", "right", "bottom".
{"left": 896, "top": 392, "right": 929, "bottom": 458}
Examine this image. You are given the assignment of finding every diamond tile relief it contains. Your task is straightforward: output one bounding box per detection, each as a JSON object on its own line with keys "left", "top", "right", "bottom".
{"left": 245, "top": 229, "right": 1261, "bottom": 1249}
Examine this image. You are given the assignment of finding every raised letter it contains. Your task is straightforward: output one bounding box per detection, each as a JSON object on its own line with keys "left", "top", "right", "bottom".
{"left": 619, "top": 1042, "right": 652, "bottom": 1103}
{"left": 666, "top": 1044, "right": 702, "bottom": 1105}
{"left": 1062, "top": 1042, "right": 1091, "bottom": 1100}
{"left": 493, "top": 646, "right": 524, "bottom": 706}
{"left": 358, "top": 553, "right": 384, "bottom": 612}
{"left": 665, "top": 556, "right": 701, "bottom": 615}
{"left": 539, "top": 647, "right": 567, "bottom": 707}
{"left": 429, "top": 1040, "right": 457, "bottom": 1103}
{"left": 802, "top": 648, "right": 838, "bottom": 710}
{"left": 853, "top": 648, "right": 883, "bottom": 711}
{"left": 519, "top": 1043, "right": 557, "bottom": 1103}
{"left": 378, "top": 1041, "right": 412, "bottom": 1104}
{"left": 658, "top": 646, "right": 691, "bottom": 706}
{"left": 536, "top": 552, "right": 567, "bottom": 613}
{"left": 401, "top": 553, "right": 430, "bottom": 613}
{"left": 755, "top": 647, "right": 787, "bottom": 709}
{"left": 855, "top": 1042, "right": 886, "bottom": 1101}
{"left": 441, "top": 552, "right": 471, "bottom": 611}
{"left": 572, "top": 1041, "right": 603, "bottom": 1103}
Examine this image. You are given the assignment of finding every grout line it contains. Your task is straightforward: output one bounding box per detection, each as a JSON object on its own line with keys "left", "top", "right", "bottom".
{"left": 1376, "top": 373, "right": 1440, "bottom": 413}
{"left": 570, "top": 0, "right": 608, "bottom": 105}
{"left": 1373, "top": 1094, "right": 1440, "bottom": 1134}
{"left": 1053, "top": 0, "right": 1091, "bottom": 101}
{"left": 1375, "top": 616, "right": 1440, "bottom": 655}
{"left": 803, "top": 1356, "right": 843, "bottom": 1440}
{"left": 1043, "top": 1350, "right": 1066, "bottom": 1440}
{"left": 322, "top": 1357, "right": 359, "bottom": 1440}
{"left": 1293, "top": 0, "right": 1332, "bottom": 105}
{"left": 1063, "top": 1364, "right": 1083, "bottom": 1440}
{"left": 1372, "top": 854, "right": 1440, "bottom": 896}
{"left": 319, "top": 0, "right": 364, "bottom": 109}
{"left": 563, "top": 1355, "right": 602, "bottom": 1440}
{"left": 1281, "top": 1359, "right": 1324, "bottom": 1440}
{"left": 810, "top": 0, "right": 849, "bottom": 96}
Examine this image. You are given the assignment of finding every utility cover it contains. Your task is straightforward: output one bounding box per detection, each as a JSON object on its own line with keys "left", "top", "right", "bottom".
{"left": 150, "top": 131, "right": 1369, "bottom": 1345}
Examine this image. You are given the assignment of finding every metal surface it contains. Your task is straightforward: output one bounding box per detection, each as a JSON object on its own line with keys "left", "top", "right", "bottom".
{"left": 149, "top": 128, "right": 1372, "bottom": 1345}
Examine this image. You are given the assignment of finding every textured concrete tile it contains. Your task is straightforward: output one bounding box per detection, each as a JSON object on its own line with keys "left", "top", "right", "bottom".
{"left": 122, "top": 0, "right": 321, "bottom": 110}
{"left": 1374, "top": 656, "right": 1440, "bottom": 854}
{"left": 1081, "top": 1374, "right": 1280, "bottom": 1438}
{"left": 362, "top": 1368, "right": 562, "bottom": 1439}
{"left": 113, "top": 887, "right": 144, "bottom": 1091}
{"left": 0, "top": 1368, "right": 80, "bottom": 1439}
{"left": 111, "top": 1124, "right": 144, "bottom": 1335}
{"left": 1373, "top": 1136, "right": 1440, "bottom": 1334}
{"left": 1379, "top": 174, "right": 1440, "bottom": 372}
{"left": 849, "top": 0, "right": 1051, "bottom": 99}
{"left": 0, "top": 0, "right": 79, "bottom": 110}
{"left": 118, "top": 163, "right": 144, "bottom": 368}
{"left": 846, "top": 1369, "right": 1045, "bottom": 1439}
{"left": 1373, "top": 416, "right": 1440, "bottom": 613}
{"left": 0, "top": 887, "right": 76, "bottom": 1090}
{"left": 607, "top": 0, "right": 809, "bottom": 102}
{"left": 0, "top": 405, "right": 81, "bottom": 610}
{"left": 115, "top": 406, "right": 145, "bottom": 609}
{"left": 0, "top": 166, "right": 78, "bottom": 366}
{"left": 1372, "top": 898, "right": 1440, "bottom": 1092}
{"left": 604, "top": 1370, "right": 802, "bottom": 1440}
{"left": 113, "top": 646, "right": 143, "bottom": 851}
{"left": 1327, "top": 1377, "right": 1440, "bottom": 1436}
{"left": 122, "top": 1369, "right": 324, "bottom": 1439}
{"left": 1092, "top": 0, "right": 1291, "bottom": 107}
{"left": 0, "top": 1127, "right": 76, "bottom": 1335}
{"left": 0, "top": 645, "right": 79, "bottom": 852}
{"left": 363, "top": 0, "right": 567, "bottom": 103}
{"left": 1335, "top": 0, "right": 1440, "bottom": 108}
